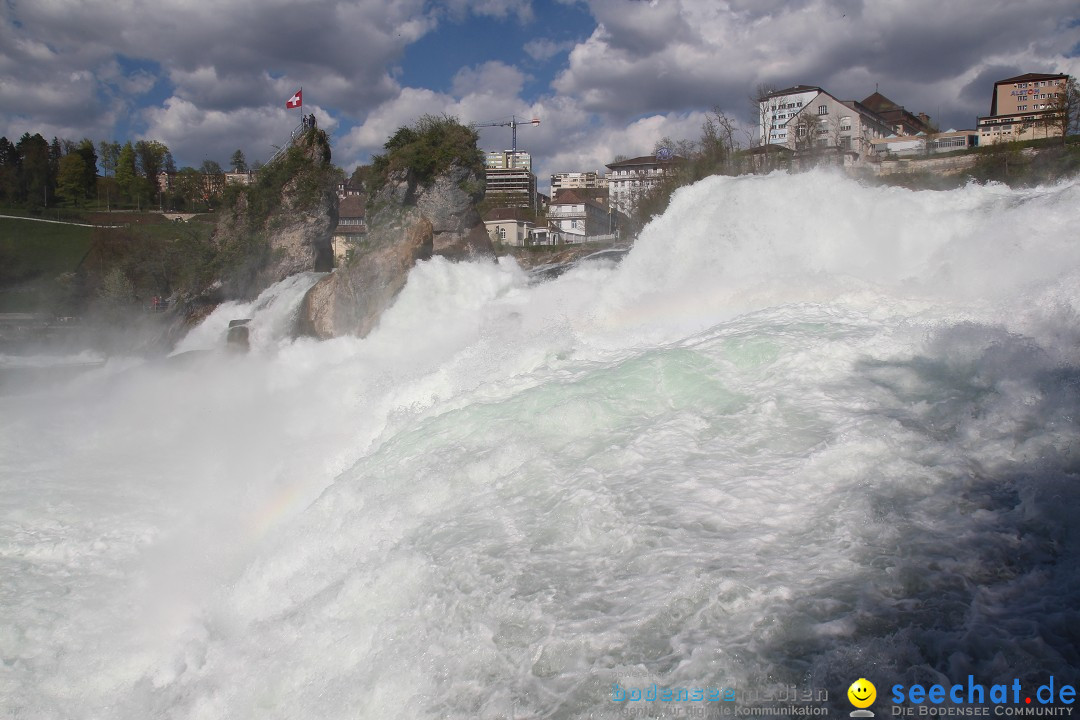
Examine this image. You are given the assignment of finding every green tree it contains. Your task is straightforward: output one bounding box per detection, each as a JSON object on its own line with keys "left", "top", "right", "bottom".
{"left": 229, "top": 149, "right": 248, "bottom": 173}
{"left": 73, "top": 139, "right": 98, "bottom": 199}
{"left": 0, "top": 136, "right": 18, "bottom": 204}
{"left": 98, "top": 140, "right": 121, "bottom": 210}
{"left": 135, "top": 140, "right": 171, "bottom": 208}
{"left": 56, "top": 153, "right": 88, "bottom": 205}
{"left": 174, "top": 167, "right": 204, "bottom": 210}
{"left": 17, "top": 133, "right": 51, "bottom": 208}
{"left": 115, "top": 141, "right": 138, "bottom": 208}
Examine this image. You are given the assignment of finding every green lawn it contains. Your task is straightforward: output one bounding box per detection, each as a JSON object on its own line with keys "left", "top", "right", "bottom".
{"left": 0, "top": 217, "right": 93, "bottom": 312}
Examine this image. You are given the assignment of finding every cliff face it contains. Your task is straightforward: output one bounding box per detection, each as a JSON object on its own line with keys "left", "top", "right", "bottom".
{"left": 299, "top": 162, "right": 493, "bottom": 339}
{"left": 214, "top": 130, "right": 337, "bottom": 299}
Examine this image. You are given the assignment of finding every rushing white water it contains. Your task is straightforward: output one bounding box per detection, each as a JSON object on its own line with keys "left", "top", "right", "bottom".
{"left": 3, "top": 170, "right": 1080, "bottom": 719}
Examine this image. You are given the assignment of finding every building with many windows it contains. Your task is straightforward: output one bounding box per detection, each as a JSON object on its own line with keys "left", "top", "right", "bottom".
{"left": 758, "top": 85, "right": 823, "bottom": 147}
{"left": 604, "top": 155, "right": 681, "bottom": 216}
{"left": 547, "top": 190, "right": 613, "bottom": 244}
{"left": 550, "top": 171, "right": 608, "bottom": 195}
{"left": 977, "top": 73, "right": 1070, "bottom": 144}
{"left": 784, "top": 90, "right": 894, "bottom": 160}
{"left": 484, "top": 150, "right": 538, "bottom": 209}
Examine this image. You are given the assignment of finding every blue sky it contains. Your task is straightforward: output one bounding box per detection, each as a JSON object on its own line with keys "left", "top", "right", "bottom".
{"left": 2, "top": 0, "right": 1079, "bottom": 191}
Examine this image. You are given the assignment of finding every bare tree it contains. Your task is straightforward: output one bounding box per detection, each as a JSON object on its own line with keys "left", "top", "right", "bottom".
{"left": 1048, "top": 76, "right": 1080, "bottom": 146}
{"left": 751, "top": 83, "right": 781, "bottom": 167}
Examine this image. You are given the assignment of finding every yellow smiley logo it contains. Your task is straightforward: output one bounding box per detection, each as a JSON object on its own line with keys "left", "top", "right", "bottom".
{"left": 848, "top": 678, "right": 876, "bottom": 709}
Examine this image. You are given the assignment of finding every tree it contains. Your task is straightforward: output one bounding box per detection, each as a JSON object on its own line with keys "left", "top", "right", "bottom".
{"left": 174, "top": 167, "right": 204, "bottom": 211}
{"left": 230, "top": 149, "right": 248, "bottom": 173}
{"left": 73, "top": 139, "right": 98, "bottom": 199}
{"left": 56, "top": 153, "right": 88, "bottom": 205}
{"left": 200, "top": 159, "right": 224, "bottom": 202}
{"left": 1048, "top": 76, "right": 1080, "bottom": 146}
{"left": 98, "top": 140, "right": 121, "bottom": 211}
{"left": 700, "top": 106, "right": 741, "bottom": 174}
{"left": 0, "top": 136, "right": 18, "bottom": 203}
{"left": 115, "top": 142, "right": 138, "bottom": 208}
{"left": 17, "top": 133, "right": 51, "bottom": 208}
{"left": 788, "top": 112, "right": 820, "bottom": 155}
{"left": 751, "top": 83, "right": 780, "bottom": 147}
{"left": 135, "top": 140, "right": 171, "bottom": 208}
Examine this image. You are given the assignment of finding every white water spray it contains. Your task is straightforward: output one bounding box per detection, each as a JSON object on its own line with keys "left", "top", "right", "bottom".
{"left": 3, "top": 170, "right": 1080, "bottom": 719}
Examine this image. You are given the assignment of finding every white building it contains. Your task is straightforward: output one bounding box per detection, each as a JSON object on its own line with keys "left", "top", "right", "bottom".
{"left": 547, "top": 190, "right": 613, "bottom": 244}
{"left": 758, "top": 85, "right": 823, "bottom": 147}
{"left": 551, "top": 171, "right": 608, "bottom": 194}
{"left": 486, "top": 151, "right": 532, "bottom": 170}
{"left": 604, "top": 155, "right": 681, "bottom": 216}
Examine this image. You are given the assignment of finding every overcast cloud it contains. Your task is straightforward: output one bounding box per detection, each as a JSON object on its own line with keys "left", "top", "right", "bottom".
{"left": 1, "top": 0, "right": 1078, "bottom": 188}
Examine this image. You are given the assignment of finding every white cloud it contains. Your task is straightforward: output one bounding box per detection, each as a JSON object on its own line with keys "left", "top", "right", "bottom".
{"left": 451, "top": 62, "right": 527, "bottom": 98}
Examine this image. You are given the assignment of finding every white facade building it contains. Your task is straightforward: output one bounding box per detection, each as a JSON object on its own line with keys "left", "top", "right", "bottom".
{"left": 758, "top": 86, "right": 822, "bottom": 146}
{"left": 604, "top": 155, "right": 680, "bottom": 216}
{"left": 551, "top": 171, "right": 608, "bottom": 193}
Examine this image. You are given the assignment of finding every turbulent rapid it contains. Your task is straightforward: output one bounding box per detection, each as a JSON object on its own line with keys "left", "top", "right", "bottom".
{"left": 2, "top": 170, "right": 1080, "bottom": 719}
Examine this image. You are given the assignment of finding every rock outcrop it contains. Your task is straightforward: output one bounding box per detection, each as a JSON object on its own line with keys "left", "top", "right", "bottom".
{"left": 214, "top": 130, "right": 337, "bottom": 299}
{"left": 299, "top": 162, "right": 493, "bottom": 339}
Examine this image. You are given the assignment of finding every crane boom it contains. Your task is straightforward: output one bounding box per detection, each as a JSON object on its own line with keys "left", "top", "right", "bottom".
{"left": 471, "top": 115, "right": 540, "bottom": 154}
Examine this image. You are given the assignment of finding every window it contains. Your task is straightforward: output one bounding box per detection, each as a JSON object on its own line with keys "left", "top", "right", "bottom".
{"left": 498, "top": 227, "right": 506, "bottom": 240}
{"left": 817, "top": 105, "right": 828, "bottom": 115}
{"left": 840, "top": 116, "right": 852, "bottom": 131}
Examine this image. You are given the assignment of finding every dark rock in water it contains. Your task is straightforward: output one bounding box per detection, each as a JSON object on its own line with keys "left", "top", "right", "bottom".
{"left": 299, "top": 162, "right": 493, "bottom": 339}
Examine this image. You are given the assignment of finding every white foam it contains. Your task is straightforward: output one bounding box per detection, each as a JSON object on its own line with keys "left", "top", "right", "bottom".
{"left": 3, "top": 170, "right": 1080, "bottom": 718}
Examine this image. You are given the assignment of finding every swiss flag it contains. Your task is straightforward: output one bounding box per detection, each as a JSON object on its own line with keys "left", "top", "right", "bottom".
{"left": 286, "top": 89, "right": 302, "bottom": 109}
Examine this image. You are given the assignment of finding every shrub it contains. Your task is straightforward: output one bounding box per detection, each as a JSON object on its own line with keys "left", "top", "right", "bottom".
{"left": 370, "top": 115, "right": 483, "bottom": 188}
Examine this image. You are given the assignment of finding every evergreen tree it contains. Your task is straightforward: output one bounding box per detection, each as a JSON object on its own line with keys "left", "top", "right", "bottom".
{"left": 17, "top": 133, "right": 51, "bottom": 208}
{"left": 74, "top": 139, "right": 98, "bottom": 199}
{"left": 0, "top": 136, "right": 18, "bottom": 204}
{"left": 229, "top": 149, "right": 248, "bottom": 173}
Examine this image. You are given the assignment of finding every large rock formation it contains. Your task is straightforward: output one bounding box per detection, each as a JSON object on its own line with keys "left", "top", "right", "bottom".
{"left": 299, "top": 162, "right": 493, "bottom": 339}
{"left": 214, "top": 130, "right": 337, "bottom": 299}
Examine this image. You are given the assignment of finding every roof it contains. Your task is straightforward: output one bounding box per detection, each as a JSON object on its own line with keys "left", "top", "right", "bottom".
{"left": 338, "top": 195, "right": 365, "bottom": 218}
{"left": 860, "top": 92, "right": 902, "bottom": 113}
{"left": 995, "top": 72, "right": 1069, "bottom": 85}
{"left": 763, "top": 85, "right": 822, "bottom": 99}
{"left": 605, "top": 154, "right": 683, "bottom": 169}
{"left": 483, "top": 207, "right": 532, "bottom": 223}
{"left": 549, "top": 189, "right": 606, "bottom": 211}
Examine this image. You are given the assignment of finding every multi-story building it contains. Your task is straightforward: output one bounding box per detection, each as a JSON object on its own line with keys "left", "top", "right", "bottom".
{"left": 486, "top": 150, "right": 532, "bottom": 170}
{"left": 485, "top": 149, "right": 538, "bottom": 209}
{"left": 604, "top": 154, "right": 681, "bottom": 216}
{"left": 758, "top": 85, "right": 823, "bottom": 147}
{"left": 784, "top": 91, "right": 894, "bottom": 160}
{"left": 550, "top": 171, "right": 608, "bottom": 194}
{"left": 547, "top": 189, "right": 613, "bottom": 244}
{"left": 977, "top": 73, "right": 1070, "bottom": 144}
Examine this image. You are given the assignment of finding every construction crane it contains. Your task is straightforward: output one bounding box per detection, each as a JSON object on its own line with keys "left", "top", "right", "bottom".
{"left": 471, "top": 115, "right": 540, "bottom": 154}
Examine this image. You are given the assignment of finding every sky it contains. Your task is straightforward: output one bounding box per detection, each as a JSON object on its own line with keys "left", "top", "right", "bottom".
{"left": 2, "top": 0, "right": 1079, "bottom": 192}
